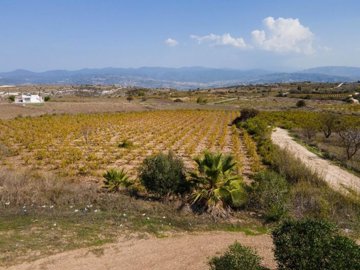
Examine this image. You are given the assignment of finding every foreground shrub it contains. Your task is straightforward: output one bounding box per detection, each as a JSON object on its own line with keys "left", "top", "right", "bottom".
{"left": 272, "top": 219, "right": 360, "bottom": 270}
{"left": 249, "top": 171, "right": 288, "bottom": 222}
{"left": 209, "top": 242, "right": 267, "bottom": 270}
{"left": 191, "top": 152, "right": 247, "bottom": 216}
{"left": 103, "top": 168, "right": 132, "bottom": 192}
{"left": 139, "top": 152, "right": 188, "bottom": 197}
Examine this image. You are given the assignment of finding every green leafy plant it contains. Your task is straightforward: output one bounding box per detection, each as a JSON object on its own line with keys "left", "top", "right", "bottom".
{"left": 103, "top": 168, "right": 132, "bottom": 192}
{"left": 191, "top": 152, "right": 247, "bottom": 216}
{"left": 139, "top": 152, "right": 188, "bottom": 197}
{"left": 209, "top": 242, "right": 268, "bottom": 270}
{"left": 272, "top": 219, "right": 360, "bottom": 270}
{"left": 249, "top": 170, "right": 288, "bottom": 222}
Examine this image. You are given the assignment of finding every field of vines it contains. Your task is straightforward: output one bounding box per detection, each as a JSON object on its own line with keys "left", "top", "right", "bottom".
{"left": 0, "top": 110, "right": 257, "bottom": 180}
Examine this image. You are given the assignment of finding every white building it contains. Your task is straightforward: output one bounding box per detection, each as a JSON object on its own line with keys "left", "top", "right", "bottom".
{"left": 15, "top": 94, "right": 44, "bottom": 104}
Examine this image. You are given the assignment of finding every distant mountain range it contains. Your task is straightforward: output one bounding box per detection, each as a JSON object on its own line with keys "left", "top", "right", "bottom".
{"left": 0, "top": 66, "right": 359, "bottom": 89}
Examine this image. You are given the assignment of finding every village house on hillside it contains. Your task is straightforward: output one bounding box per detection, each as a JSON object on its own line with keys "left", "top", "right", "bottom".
{"left": 15, "top": 94, "right": 44, "bottom": 104}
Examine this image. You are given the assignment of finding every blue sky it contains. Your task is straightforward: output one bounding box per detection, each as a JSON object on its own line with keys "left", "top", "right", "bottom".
{"left": 1, "top": 0, "right": 359, "bottom": 71}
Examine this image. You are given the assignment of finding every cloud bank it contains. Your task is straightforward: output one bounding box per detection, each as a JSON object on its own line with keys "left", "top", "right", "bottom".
{"left": 191, "top": 17, "right": 316, "bottom": 54}
{"left": 251, "top": 17, "right": 314, "bottom": 54}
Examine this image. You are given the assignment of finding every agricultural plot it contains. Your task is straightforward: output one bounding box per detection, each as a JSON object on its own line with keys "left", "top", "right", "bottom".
{"left": 0, "top": 110, "right": 256, "bottom": 180}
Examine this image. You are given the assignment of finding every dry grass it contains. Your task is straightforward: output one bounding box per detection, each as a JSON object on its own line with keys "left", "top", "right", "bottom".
{"left": 0, "top": 170, "right": 98, "bottom": 208}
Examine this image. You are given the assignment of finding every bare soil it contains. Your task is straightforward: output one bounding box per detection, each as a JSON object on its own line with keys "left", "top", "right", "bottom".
{"left": 1, "top": 232, "right": 275, "bottom": 270}
{"left": 272, "top": 128, "right": 360, "bottom": 195}
{"left": 0, "top": 101, "right": 145, "bottom": 120}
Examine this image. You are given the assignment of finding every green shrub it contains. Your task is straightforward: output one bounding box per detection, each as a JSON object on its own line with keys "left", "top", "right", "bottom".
{"left": 196, "top": 96, "right": 208, "bottom": 104}
{"left": 209, "top": 242, "right": 267, "bottom": 270}
{"left": 289, "top": 181, "right": 330, "bottom": 219}
{"left": 272, "top": 219, "right": 360, "bottom": 270}
{"left": 103, "top": 168, "right": 132, "bottom": 192}
{"left": 44, "top": 96, "right": 51, "bottom": 102}
{"left": 139, "top": 152, "right": 188, "bottom": 197}
{"left": 232, "top": 108, "right": 259, "bottom": 126}
{"left": 241, "top": 118, "right": 269, "bottom": 141}
{"left": 296, "top": 100, "right": 306, "bottom": 107}
{"left": 249, "top": 170, "right": 288, "bottom": 222}
{"left": 8, "top": 95, "right": 15, "bottom": 102}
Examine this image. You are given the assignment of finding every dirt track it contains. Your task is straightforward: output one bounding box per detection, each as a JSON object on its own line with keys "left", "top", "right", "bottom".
{"left": 2, "top": 232, "right": 275, "bottom": 270}
{"left": 272, "top": 128, "right": 360, "bottom": 195}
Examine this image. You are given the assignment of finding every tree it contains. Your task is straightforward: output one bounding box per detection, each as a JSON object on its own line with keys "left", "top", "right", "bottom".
{"left": 319, "top": 113, "right": 340, "bottom": 138}
{"left": 190, "top": 152, "right": 247, "bottom": 216}
{"left": 338, "top": 125, "right": 360, "bottom": 160}
{"left": 301, "top": 121, "right": 318, "bottom": 141}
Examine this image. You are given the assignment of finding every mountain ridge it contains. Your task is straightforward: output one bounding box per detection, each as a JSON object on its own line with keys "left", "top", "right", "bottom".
{"left": 1, "top": 66, "right": 359, "bottom": 89}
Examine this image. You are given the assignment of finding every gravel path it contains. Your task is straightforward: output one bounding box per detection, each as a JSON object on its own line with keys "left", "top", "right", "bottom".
{"left": 272, "top": 128, "right": 360, "bottom": 195}
{"left": 2, "top": 232, "right": 275, "bottom": 270}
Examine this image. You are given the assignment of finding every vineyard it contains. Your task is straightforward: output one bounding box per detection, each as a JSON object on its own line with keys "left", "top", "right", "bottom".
{"left": 0, "top": 110, "right": 258, "bottom": 180}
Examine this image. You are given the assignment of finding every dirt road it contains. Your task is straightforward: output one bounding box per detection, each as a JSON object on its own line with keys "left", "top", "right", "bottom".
{"left": 272, "top": 128, "right": 360, "bottom": 195}
{"left": 2, "top": 232, "right": 275, "bottom": 270}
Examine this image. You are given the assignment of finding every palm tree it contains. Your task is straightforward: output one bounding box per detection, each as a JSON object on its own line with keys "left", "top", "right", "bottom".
{"left": 190, "top": 152, "right": 247, "bottom": 216}
{"left": 103, "top": 168, "right": 132, "bottom": 192}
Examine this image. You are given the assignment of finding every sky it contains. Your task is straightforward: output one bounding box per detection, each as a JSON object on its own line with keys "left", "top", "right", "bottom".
{"left": 1, "top": 0, "right": 360, "bottom": 72}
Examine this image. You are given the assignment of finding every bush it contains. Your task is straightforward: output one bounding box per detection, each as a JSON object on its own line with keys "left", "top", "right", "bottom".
{"left": 239, "top": 108, "right": 259, "bottom": 122}
{"left": 139, "top": 152, "right": 188, "bottom": 197}
{"left": 173, "top": 98, "right": 183, "bottom": 103}
{"left": 249, "top": 171, "right": 288, "bottom": 222}
{"left": 44, "top": 96, "right": 51, "bottom": 102}
{"left": 289, "top": 181, "right": 330, "bottom": 219}
{"left": 209, "top": 242, "right": 267, "bottom": 270}
{"left": 8, "top": 95, "right": 15, "bottom": 102}
{"left": 296, "top": 100, "right": 306, "bottom": 107}
{"left": 272, "top": 219, "right": 360, "bottom": 270}
{"left": 196, "top": 97, "right": 208, "bottom": 104}
{"left": 232, "top": 108, "right": 259, "bottom": 126}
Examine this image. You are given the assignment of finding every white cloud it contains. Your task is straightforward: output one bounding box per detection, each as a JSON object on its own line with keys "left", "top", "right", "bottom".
{"left": 165, "top": 38, "right": 178, "bottom": 47}
{"left": 190, "top": 33, "right": 247, "bottom": 49}
{"left": 251, "top": 17, "right": 315, "bottom": 54}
